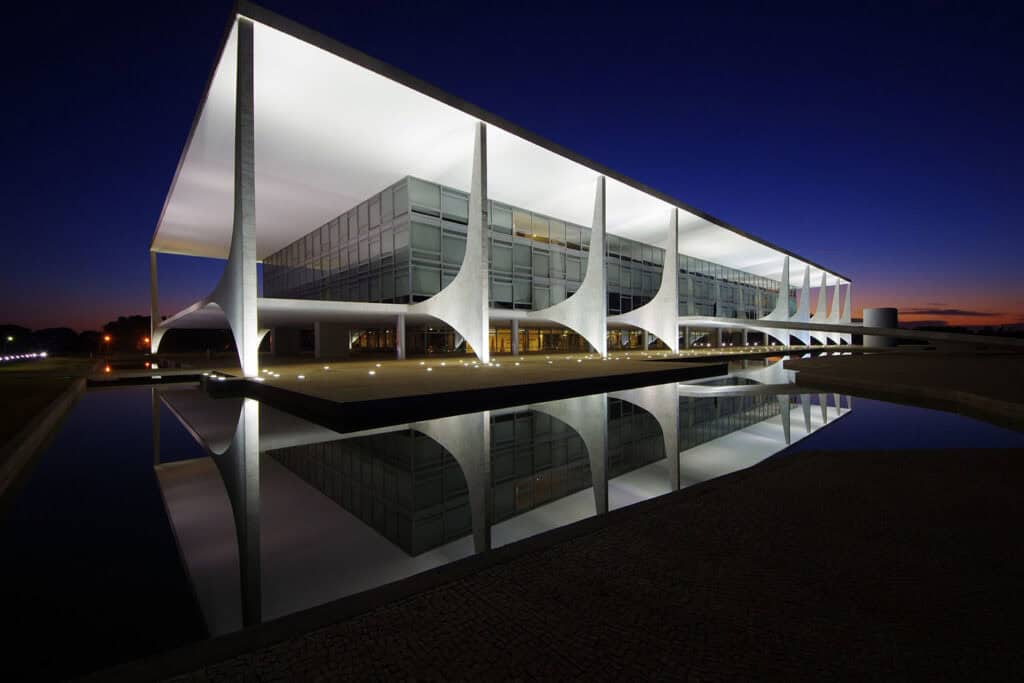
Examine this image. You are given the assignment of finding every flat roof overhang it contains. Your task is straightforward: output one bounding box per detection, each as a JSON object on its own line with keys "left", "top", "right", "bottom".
{"left": 151, "top": 1, "right": 850, "bottom": 288}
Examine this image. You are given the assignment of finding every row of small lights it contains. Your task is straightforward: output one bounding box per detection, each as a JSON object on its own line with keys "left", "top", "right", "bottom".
{"left": 1, "top": 351, "right": 48, "bottom": 363}
{"left": 241, "top": 344, "right": 797, "bottom": 380}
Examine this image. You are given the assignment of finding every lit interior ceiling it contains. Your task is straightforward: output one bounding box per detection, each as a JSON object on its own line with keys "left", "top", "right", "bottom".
{"left": 152, "top": 9, "right": 847, "bottom": 287}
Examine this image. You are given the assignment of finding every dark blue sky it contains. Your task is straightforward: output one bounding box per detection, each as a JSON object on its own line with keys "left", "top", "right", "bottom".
{"left": 2, "top": 0, "right": 1021, "bottom": 330}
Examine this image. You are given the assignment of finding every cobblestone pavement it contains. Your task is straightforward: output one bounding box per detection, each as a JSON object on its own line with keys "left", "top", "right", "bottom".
{"left": 168, "top": 448, "right": 1024, "bottom": 681}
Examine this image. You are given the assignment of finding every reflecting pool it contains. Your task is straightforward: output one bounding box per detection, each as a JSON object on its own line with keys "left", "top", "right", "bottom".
{"left": 1, "top": 360, "right": 1021, "bottom": 679}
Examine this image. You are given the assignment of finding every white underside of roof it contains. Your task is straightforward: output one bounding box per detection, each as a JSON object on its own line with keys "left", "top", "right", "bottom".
{"left": 153, "top": 15, "right": 844, "bottom": 288}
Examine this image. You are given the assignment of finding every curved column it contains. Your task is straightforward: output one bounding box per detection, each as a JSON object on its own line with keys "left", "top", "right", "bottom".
{"left": 755, "top": 255, "right": 791, "bottom": 345}
{"left": 412, "top": 411, "right": 492, "bottom": 553}
{"left": 611, "top": 208, "right": 680, "bottom": 352}
{"left": 530, "top": 176, "right": 607, "bottom": 356}
{"left": 826, "top": 276, "right": 842, "bottom": 345}
{"left": 808, "top": 272, "right": 830, "bottom": 345}
{"left": 788, "top": 265, "right": 811, "bottom": 346}
{"left": 611, "top": 383, "right": 680, "bottom": 491}
{"left": 532, "top": 393, "right": 608, "bottom": 514}
{"left": 209, "top": 17, "right": 259, "bottom": 377}
{"left": 151, "top": 325, "right": 171, "bottom": 354}
{"left": 414, "top": 123, "right": 490, "bottom": 362}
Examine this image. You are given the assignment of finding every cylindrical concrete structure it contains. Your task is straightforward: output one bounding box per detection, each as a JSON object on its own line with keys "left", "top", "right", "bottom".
{"left": 863, "top": 307, "right": 898, "bottom": 348}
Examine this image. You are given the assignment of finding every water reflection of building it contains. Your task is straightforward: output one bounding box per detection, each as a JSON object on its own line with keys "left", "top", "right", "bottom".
{"left": 270, "top": 399, "right": 663, "bottom": 555}
{"left": 153, "top": 378, "right": 852, "bottom": 635}
{"left": 266, "top": 392, "right": 804, "bottom": 557}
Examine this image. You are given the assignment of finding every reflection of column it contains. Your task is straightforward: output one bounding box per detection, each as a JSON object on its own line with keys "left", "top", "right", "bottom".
{"left": 152, "top": 387, "right": 161, "bottom": 467}
{"left": 213, "top": 398, "right": 261, "bottom": 627}
{"left": 413, "top": 411, "right": 492, "bottom": 553}
{"left": 778, "top": 395, "right": 791, "bottom": 445}
{"left": 819, "top": 393, "right": 829, "bottom": 424}
{"left": 511, "top": 319, "right": 519, "bottom": 356}
{"left": 612, "top": 383, "right": 680, "bottom": 491}
{"left": 532, "top": 394, "right": 608, "bottom": 513}
{"left": 801, "top": 393, "right": 812, "bottom": 434}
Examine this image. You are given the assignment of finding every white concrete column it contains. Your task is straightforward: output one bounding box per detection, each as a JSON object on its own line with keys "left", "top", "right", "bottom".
{"left": 396, "top": 314, "right": 406, "bottom": 360}
{"left": 757, "top": 256, "right": 790, "bottom": 346}
{"left": 809, "top": 271, "right": 830, "bottom": 345}
{"left": 715, "top": 328, "right": 723, "bottom": 348}
{"left": 210, "top": 17, "right": 258, "bottom": 377}
{"left": 530, "top": 176, "right": 608, "bottom": 356}
{"left": 826, "top": 277, "right": 841, "bottom": 345}
{"left": 840, "top": 282, "right": 852, "bottom": 344}
{"left": 682, "top": 326, "right": 690, "bottom": 349}
{"left": 611, "top": 208, "right": 680, "bottom": 353}
{"left": 511, "top": 319, "right": 519, "bottom": 355}
{"left": 790, "top": 266, "right": 812, "bottom": 346}
{"left": 414, "top": 123, "right": 490, "bottom": 362}
{"left": 149, "top": 250, "right": 160, "bottom": 353}
{"left": 742, "top": 328, "right": 749, "bottom": 346}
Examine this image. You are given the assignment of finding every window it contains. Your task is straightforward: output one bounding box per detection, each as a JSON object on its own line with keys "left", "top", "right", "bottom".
{"left": 491, "top": 242, "right": 512, "bottom": 272}
{"left": 412, "top": 265, "right": 441, "bottom": 295}
{"left": 369, "top": 196, "right": 381, "bottom": 227}
{"left": 411, "top": 222, "right": 441, "bottom": 252}
{"left": 394, "top": 183, "right": 409, "bottom": 215}
{"left": 566, "top": 255, "right": 581, "bottom": 281}
{"left": 409, "top": 178, "right": 440, "bottom": 214}
{"left": 533, "top": 250, "right": 550, "bottom": 277}
{"left": 490, "top": 204, "right": 512, "bottom": 233}
{"left": 442, "top": 191, "right": 468, "bottom": 223}
{"left": 442, "top": 234, "right": 466, "bottom": 264}
{"left": 513, "top": 210, "right": 531, "bottom": 238}
{"left": 514, "top": 243, "right": 531, "bottom": 269}
{"left": 549, "top": 220, "right": 565, "bottom": 245}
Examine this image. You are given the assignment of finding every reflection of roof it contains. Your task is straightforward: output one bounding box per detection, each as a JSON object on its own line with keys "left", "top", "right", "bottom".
{"left": 152, "top": 1, "right": 848, "bottom": 287}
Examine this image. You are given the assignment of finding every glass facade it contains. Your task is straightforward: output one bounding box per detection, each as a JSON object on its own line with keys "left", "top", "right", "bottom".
{"left": 262, "top": 176, "right": 794, "bottom": 319}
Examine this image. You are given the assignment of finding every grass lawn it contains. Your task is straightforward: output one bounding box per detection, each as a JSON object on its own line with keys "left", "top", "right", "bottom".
{"left": 0, "top": 357, "right": 95, "bottom": 453}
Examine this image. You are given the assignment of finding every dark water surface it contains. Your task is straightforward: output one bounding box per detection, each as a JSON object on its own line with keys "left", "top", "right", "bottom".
{"left": 1, "top": 379, "right": 1021, "bottom": 680}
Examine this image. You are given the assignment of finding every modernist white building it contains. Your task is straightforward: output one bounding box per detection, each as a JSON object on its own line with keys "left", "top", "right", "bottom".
{"left": 150, "top": 2, "right": 853, "bottom": 377}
